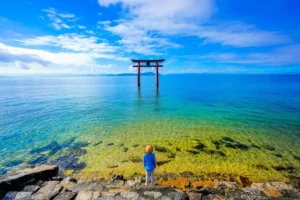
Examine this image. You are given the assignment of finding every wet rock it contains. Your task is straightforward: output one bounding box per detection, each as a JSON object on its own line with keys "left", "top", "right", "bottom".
{"left": 155, "top": 146, "right": 168, "bottom": 153}
{"left": 75, "top": 191, "right": 101, "bottom": 200}
{"left": 31, "top": 181, "right": 62, "bottom": 199}
{"left": 168, "top": 192, "right": 188, "bottom": 200}
{"left": 123, "top": 148, "right": 128, "bottom": 152}
{"left": 120, "top": 191, "right": 139, "bottom": 200}
{"left": 107, "top": 143, "right": 114, "bottom": 146}
{"left": 3, "top": 191, "right": 32, "bottom": 200}
{"left": 22, "top": 185, "right": 40, "bottom": 193}
{"left": 144, "top": 191, "right": 163, "bottom": 199}
{"left": 0, "top": 165, "right": 58, "bottom": 194}
{"left": 70, "top": 182, "right": 107, "bottom": 192}
{"left": 262, "top": 145, "right": 275, "bottom": 151}
{"left": 54, "top": 191, "right": 77, "bottom": 200}
{"left": 188, "top": 192, "right": 203, "bottom": 200}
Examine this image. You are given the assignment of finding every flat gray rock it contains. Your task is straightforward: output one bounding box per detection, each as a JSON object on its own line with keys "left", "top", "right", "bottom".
{"left": 30, "top": 181, "right": 62, "bottom": 200}
{"left": 54, "top": 191, "right": 77, "bottom": 200}
{"left": 120, "top": 191, "right": 139, "bottom": 200}
{"left": 143, "top": 191, "right": 163, "bottom": 199}
{"left": 71, "top": 182, "right": 107, "bottom": 192}
{"left": 75, "top": 191, "right": 101, "bottom": 200}
{"left": 97, "top": 196, "right": 124, "bottom": 200}
{"left": 167, "top": 192, "right": 188, "bottom": 200}
{"left": 3, "top": 191, "right": 32, "bottom": 200}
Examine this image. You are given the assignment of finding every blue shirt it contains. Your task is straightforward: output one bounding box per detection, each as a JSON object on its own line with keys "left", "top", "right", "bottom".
{"left": 143, "top": 153, "right": 156, "bottom": 172}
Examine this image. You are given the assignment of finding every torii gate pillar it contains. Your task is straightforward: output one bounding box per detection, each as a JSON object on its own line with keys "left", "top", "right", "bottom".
{"left": 131, "top": 59, "right": 165, "bottom": 88}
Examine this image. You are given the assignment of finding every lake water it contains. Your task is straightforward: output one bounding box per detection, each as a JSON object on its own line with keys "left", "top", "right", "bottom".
{"left": 0, "top": 75, "right": 299, "bottom": 182}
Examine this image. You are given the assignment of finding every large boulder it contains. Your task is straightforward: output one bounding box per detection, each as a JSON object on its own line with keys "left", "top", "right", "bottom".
{"left": 0, "top": 165, "right": 58, "bottom": 194}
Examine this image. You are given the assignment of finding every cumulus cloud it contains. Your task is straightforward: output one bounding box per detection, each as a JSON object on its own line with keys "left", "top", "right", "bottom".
{"left": 98, "top": 0, "right": 290, "bottom": 52}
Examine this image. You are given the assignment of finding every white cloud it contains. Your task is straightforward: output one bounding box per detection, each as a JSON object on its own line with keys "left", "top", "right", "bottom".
{"left": 86, "top": 30, "right": 95, "bottom": 35}
{"left": 42, "top": 8, "right": 77, "bottom": 30}
{"left": 98, "top": 0, "right": 290, "bottom": 52}
{"left": 98, "top": 21, "right": 111, "bottom": 25}
{"left": 15, "top": 61, "right": 30, "bottom": 70}
{"left": 200, "top": 44, "right": 300, "bottom": 66}
{"left": 78, "top": 25, "right": 86, "bottom": 29}
{"left": 0, "top": 41, "right": 128, "bottom": 72}
{"left": 18, "top": 34, "right": 116, "bottom": 53}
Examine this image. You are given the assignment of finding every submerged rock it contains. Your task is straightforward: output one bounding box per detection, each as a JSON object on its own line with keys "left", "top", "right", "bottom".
{"left": 155, "top": 146, "right": 168, "bottom": 153}
{"left": 262, "top": 145, "right": 275, "bottom": 151}
{"left": 4, "top": 160, "right": 23, "bottom": 168}
{"left": 157, "top": 160, "right": 171, "bottom": 166}
{"left": 28, "top": 154, "right": 48, "bottom": 165}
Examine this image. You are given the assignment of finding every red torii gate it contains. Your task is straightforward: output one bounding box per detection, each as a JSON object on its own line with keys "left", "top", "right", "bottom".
{"left": 131, "top": 59, "right": 165, "bottom": 87}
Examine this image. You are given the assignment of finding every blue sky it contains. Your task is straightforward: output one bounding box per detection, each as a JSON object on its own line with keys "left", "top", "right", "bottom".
{"left": 0, "top": 0, "right": 300, "bottom": 75}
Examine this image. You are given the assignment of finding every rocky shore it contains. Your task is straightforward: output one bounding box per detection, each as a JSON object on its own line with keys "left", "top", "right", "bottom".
{"left": 1, "top": 165, "right": 300, "bottom": 200}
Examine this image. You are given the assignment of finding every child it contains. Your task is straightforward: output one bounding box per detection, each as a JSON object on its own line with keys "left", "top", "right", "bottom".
{"left": 143, "top": 144, "right": 156, "bottom": 186}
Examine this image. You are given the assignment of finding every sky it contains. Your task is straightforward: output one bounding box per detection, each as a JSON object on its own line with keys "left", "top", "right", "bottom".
{"left": 0, "top": 0, "right": 300, "bottom": 75}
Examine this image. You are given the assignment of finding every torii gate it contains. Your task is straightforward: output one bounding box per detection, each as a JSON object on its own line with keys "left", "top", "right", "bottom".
{"left": 131, "top": 59, "right": 165, "bottom": 87}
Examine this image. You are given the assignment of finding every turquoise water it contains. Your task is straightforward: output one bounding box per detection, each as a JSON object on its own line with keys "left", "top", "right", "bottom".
{"left": 0, "top": 75, "right": 299, "bottom": 181}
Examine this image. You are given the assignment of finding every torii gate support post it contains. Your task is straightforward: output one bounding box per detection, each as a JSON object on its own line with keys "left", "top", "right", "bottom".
{"left": 138, "top": 61, "right": 141, "bottom": 87}
{"left": 156, "top": 61, "right": 159, "bottom": 88}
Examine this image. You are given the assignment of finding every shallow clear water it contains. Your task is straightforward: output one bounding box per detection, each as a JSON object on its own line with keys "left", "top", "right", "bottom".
{"left": 0, "top": 75, "right": 299, "bottom": 181}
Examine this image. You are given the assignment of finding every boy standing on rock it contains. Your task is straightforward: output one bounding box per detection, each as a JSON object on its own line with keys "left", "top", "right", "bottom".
{"left": 143, "top": 144, "right": 156, "bottom": 186}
